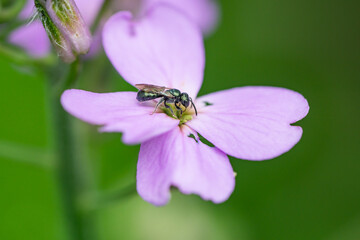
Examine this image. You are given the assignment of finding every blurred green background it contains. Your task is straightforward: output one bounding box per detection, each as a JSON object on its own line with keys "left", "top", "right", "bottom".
{"left": 0, "top": 0, "right": 359, "bottom": 239}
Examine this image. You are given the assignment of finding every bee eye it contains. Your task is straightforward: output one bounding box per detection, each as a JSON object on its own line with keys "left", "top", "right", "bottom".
{"left": 183, "top": 100, "right": 190, "bottom": 107}
{"left": 181, "top": 93, "right": 190, "bottom": 107}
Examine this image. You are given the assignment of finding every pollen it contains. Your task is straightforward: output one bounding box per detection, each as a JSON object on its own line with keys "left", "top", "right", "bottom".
{"left": 179, "top": 114, "right": 193, "bottom": 125}
{"left": 161, "top": 104, "right": 193, "bottom": 125}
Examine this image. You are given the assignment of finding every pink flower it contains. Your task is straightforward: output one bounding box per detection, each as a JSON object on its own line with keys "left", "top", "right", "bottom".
{"left": 61, "top": 6, "right": 309, "bottom": 205}
{"left": 140, "top": 0, "right": 219, "bottom": 34}
{"left": 8, "top": 0, "right": 218, "bottom": 58}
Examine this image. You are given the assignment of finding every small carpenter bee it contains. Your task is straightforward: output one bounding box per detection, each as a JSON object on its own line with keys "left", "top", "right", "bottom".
{"left": 135, "top": 84, "right": 197, "bottom": 116}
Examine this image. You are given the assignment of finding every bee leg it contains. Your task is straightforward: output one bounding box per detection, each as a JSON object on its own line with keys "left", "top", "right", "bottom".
{"left": 190, "top": 98, "right": 198, "bottom": 116}
{"left": 151, "top": 98, "right": 164, "bottom": 115}
{"left": 164, "top": 98, "right": 175, "bottom": 117}
{"left": 175, "top": 101, "right": 183, "bottom": 116}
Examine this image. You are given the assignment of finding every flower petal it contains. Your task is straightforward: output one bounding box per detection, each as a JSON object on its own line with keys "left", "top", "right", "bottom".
{"left": 103, "top": 5, "right": 204, "bottom": 98}
{"left": 75, "top": 0, "right": 104, "bottom": 26}
{"left": 19, "top": 0, "right": 35, "bottom": 19}
{"left": 8, "top": 21, "right": 51, "bottom": 58}
{"left": 137, "top": 127, "right": 235, "bottom": 206}
{"left": 187, "top": 87, "right": 309, "bottom": 160}
{"left": 143, "top": 0, "right": 219, "bottom": 34}
{"left": 61, "top": 89, "right": 178, "bottom": 144}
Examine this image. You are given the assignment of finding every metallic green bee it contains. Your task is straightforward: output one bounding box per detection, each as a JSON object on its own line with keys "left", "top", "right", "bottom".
{"left": 135, "top": 84, "right": 197, "bottom": 116}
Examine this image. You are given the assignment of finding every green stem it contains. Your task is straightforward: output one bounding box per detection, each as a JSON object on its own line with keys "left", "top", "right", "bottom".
{"left": 91, "top": 0, "right": 112, "bottom": 33}
{"left": 52, "top": 59, "right": 81, "bottom": 93}
{"left": 45, "top": 61, "right": 97, "bottom": 240}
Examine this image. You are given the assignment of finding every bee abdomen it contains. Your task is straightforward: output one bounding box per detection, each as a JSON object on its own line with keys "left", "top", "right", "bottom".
{"left": 136, "top": 90, "right": 160, "bottom": 102}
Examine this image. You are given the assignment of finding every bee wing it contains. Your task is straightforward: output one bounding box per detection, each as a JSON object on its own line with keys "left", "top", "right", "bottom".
{"left": 135, "top": 84, "right": 165, "bottom": 91}
{"left": 135, "top": 84, "right": 173, "bottom": 97}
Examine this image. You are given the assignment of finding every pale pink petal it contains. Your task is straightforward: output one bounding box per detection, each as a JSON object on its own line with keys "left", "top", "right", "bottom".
{"left": 137, "top": 127, "right": 235, "bottom": 206}
{"left": 187, "top": 87, "right": 309, "bottom": 160}
{"left": 61, "top": 89, "right": 178, "bottom": 144}
{"left": 8, "top": 21, "right": 51, "bottom": 58}
{"left": 103, "top": 5, "right": 204, "bottom": 97}
{"left": 10, "top": 0, "right": 48, "bottom": 57}
{"left": 143, "top": 0, "right": 219, "bottom": 34}
{"left": 19, "top": 0, "right": 35, "bottom": 19}
{"left": 85, "top": 26, "right": 103, "bottom": 58}
{"left": 75, "top": 0, "right": 104, "bottom": 26}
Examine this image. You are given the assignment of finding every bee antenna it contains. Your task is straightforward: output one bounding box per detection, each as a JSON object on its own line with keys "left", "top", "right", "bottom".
{"left": 190, "top": 98, "right": 198, "bottom": 116}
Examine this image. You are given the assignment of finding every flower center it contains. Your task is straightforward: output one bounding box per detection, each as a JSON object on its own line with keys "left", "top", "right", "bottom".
{"left": 161, "top": 104, "right": 194, "bottom": 125}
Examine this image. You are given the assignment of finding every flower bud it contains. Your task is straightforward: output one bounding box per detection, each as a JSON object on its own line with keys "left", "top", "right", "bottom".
{"left": 34, "top": 0, "right": 92, "bottom": 63}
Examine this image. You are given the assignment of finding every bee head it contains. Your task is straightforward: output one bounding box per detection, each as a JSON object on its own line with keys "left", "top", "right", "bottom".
{"left": 180, "top": 92, "right": 190, "bottom": 108}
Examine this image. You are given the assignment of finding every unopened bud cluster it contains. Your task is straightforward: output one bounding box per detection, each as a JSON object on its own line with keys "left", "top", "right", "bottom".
{"left": 35, "top": 0, "right": 92, "bottom": 62}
